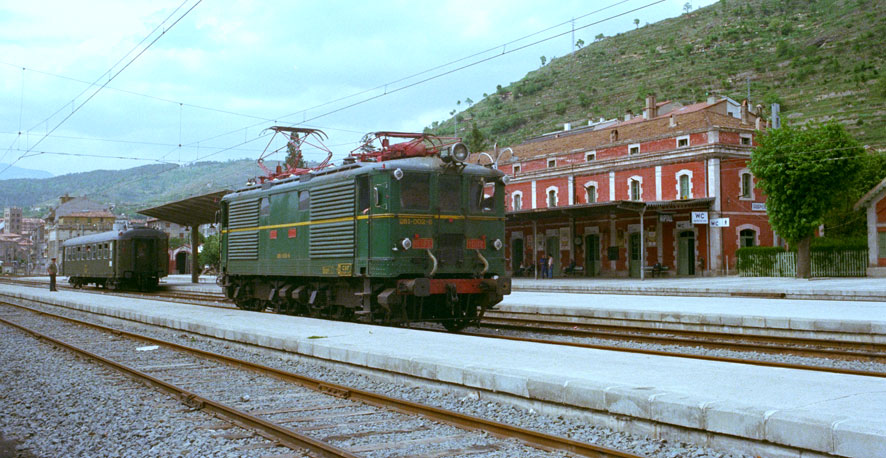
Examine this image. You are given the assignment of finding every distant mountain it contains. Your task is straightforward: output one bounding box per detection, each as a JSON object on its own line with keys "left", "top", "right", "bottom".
{"left": 0, "top": 159, "right": 283, "bottom": 217}
{"left": 0, "top": 163, "right": 53, "bottom": 180}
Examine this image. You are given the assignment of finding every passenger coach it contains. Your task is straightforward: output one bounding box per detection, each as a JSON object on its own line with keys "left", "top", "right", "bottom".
{"left": 62, "top": 226, "right": 169, "bottom": 291}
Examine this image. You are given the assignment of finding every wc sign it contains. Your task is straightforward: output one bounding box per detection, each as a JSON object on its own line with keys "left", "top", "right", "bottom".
{"left": 691, "top": 212, "right": 708, "bottom": 224}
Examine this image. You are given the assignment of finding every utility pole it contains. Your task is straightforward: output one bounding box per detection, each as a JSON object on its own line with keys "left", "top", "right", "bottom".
{"left": 746, "top": 77, "right": 750, "bottom": 102}
{"left": 571, "top": 18, "right": 575, "bottom": 54}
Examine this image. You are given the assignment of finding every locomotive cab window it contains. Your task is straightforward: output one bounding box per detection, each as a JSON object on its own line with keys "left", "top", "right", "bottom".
{"left": 438, "top": 174, "right": 461, "bottom": 213}
{"left": 469, "top": 177, "right": 498, "bottom": 213}
{"left": 357, "top": 176, "right": 370, "bottom": 214}
{"left": 399, "top": 173, "right": 430, "bottom": 210}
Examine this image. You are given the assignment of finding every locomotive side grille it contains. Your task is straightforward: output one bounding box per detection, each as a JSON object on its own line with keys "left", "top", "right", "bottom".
{"left": 228, "top": 199, "right": 259, "bottom": 260}
{"left": 310, "top": 181, "right": 355, "bottom": 259}
{"left": 436, "top": 233, "right": 464, "bottom": 267}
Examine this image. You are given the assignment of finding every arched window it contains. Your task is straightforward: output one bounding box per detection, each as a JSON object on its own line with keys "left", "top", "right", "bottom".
{"left": 630, "top": 180, "right": 641, "bottom": 201}
{"left": 547, "top": 189, "right": 558, "bottom": 207}
{"left": 512, "top": 192, "right": 523, "bottom": 211}
{"left": 586, "top": 185, "right": 597, "bottom": 203}
{"left": 740, "top": 229, "right": 756, "bottom": 247}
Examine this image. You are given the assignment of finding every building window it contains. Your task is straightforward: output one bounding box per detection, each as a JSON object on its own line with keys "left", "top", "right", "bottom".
{"left": 629, "top": 143, "right": 640, "bottom": 155}
{"left": 740, "top": 229, "right": 756, "bottom": 247}
{"left": 546, "top": 187, "right": 558, "bottom": 207}
{"left": 586, "top": 151, "right": 596, "bottom": 162}
{"left": 630, "top": 180, "right": 641, "bottom": 201}
{"left": 547, "top": 159, "right": 556, "bottom": 168}
{"left": 679, "top": 175, "right": 690, "bottom": 199}
{"left": 741, "top": 134, "right": 752, "bottom": 146}
{"left": 586, "top": 185, "right": 597, "bottom": 203}
{"left": 513, "top": 164, "right": 521, "bottom": 175}
{"left": 512, "top": 192, "right": 523, "bottom": 211}
{"left": 741, "top": 172, "right": 753, "bottom": 199}
{"left": 677, "top": 135, "right": 689, "bottom": 148}
{"left": 878, "top": 231, "right": 886, "bottom": 257}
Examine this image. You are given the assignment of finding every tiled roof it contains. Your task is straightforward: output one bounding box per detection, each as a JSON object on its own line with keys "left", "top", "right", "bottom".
{"left": 475, "top": 99, "right": 760, "bottom": 164}
{"left": 61, "top": 211, "right": 116, "bottom": 218}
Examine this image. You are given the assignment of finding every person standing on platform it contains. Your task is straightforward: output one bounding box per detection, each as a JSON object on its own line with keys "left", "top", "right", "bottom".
{"left": 48, "top": 258, "right": 58, "bottom": 292}
{"left": 539, "top": 254, "right": 548, "bottom": 279}
{"left": 547, "top": 254, "right": 554, "bottom": 278}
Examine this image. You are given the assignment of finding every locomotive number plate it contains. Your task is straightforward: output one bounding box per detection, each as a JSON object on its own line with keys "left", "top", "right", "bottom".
{"left": 276, "top": 253, "right": 291, "bottom": 259}
{"left": 337, "top": 263, "right": 353, "bottom": 276}
{"left": 399, "top": 217, "right": 430, "bottom": 225}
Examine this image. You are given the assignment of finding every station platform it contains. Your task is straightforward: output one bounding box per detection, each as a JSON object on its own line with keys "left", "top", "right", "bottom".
{"left": 511, "top": 276, "right": 886, "bottom": 302}
{"left": 1, "top": 283, "right": 883, "bottom": 457}
{"left": 494, "top": 291, "right": 886, "bottom": 343}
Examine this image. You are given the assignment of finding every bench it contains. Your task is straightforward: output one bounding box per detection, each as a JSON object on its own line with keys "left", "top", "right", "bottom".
{"left": 564, "top": 263, "right": 584, "bottom": 276}
{"left": 643, "top": 264, "right": 669, "bottom": 277}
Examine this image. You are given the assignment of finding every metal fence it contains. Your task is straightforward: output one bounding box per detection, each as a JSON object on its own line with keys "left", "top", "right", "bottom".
{"left": 738, "top": 249, "right": 868, "bottom": 277}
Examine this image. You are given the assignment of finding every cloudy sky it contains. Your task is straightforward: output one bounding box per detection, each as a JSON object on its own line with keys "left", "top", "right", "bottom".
{"left": 0, "top": 0, "right": 716, "bottom": 177}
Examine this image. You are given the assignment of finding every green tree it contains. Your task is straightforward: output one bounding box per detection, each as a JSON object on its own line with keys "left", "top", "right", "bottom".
{"left": 199, "top": 234, "right": 220, "bottom": 270}
{"left": 539, "top": 55, "right": 547, "bottom": 67}
{"left": 634, "top": 18, "right": 640, "bottom": 29}
{"left": 285, "top": 139, "right": 306, "bottom": 169}
{"left": 683, "top": 2, "right": 692, "bottom": 14}
{"left": 463, "top": 122, "right": 488, "bottom": 155}
{"left": 575, "top": 39, "right": 584, "bottom": 49}
{"left": 594, "top": 33, "right": 604, "bottom": 41}
{"left": 749, "top": 121, "right": 865, "bottom": 277}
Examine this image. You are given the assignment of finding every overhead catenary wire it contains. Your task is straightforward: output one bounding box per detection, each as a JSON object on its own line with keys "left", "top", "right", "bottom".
{"left": 189, "top": 0, "right": 669, "bottom": 164}
{"left": 0, "top": 0, "right": 202, "bottom": 177}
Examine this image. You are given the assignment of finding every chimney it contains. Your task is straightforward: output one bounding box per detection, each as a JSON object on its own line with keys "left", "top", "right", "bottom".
{"left": 563, "top": 122, "right": 571, "bottom": 131}
{"left": 59, "top": 194, "right": 73, "bottom": 204}
{"left": 755, "top": 117, "right": 762, "bottom": 130}
{"left": 643, "top": 93, "right": 657, "bottom": 119}
{"left": 755, "top": 104, "right": 763, "bottom": 117}
{"left": 771, "top": 103, "right": 781, "bottom": 129}
{"left": 707, "top": 95, "right": 717, "bottom": 104}
{"left": 624, "top": 109, "right": 633, "bottom": 121}
{"left": 669, "top": 114, "right": 676, "bottom": 127}
{"left": 740, "top": 99, "right": 749, "bottom": 125}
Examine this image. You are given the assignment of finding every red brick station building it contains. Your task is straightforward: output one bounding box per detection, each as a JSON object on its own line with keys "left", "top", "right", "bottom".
{"left": 488, "top": 95, "right": 772, "bottom": 278}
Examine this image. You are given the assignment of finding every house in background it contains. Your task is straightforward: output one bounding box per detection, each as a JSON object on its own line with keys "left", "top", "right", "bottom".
{"left": 45, "top": 195, "right": 115, "bottom": 261}
{"left": 855, "top": 177, "right": 886, "bottom": 277}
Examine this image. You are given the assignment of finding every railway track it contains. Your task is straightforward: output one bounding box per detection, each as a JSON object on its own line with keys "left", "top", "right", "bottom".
{"left": 4, "top": 277, "right": 884, "bottom": 376}
{"left": 0, "top": 300, "right": 642, "bottom": 458}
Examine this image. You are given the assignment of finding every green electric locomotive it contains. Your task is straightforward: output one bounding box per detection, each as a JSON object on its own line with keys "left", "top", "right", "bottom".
{"left": 217, "top": 128, "right": 511, "bottom": 331}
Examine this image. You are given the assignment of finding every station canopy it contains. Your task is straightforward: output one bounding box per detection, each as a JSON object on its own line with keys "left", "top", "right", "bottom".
{"left": 138, "top": 190, "right": 231, "bottom": 227}
{"left": 506, "top": 197, "right": 715, "bottom": 222}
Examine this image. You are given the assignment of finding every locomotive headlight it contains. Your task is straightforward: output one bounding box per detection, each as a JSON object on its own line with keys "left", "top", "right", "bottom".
{"left": 401, "top": 237, "right": 412, "bottom": 250}
{"left": 393, "top": 168, "right": 404, "bottom": 181}
{"left": 500, "top": 175, "right": 511, "bottom": 185}
{"left": 493, "top": 239, "right": 503, "bottom": 250}
{"left": 452, "top": 142, "right": 469, "bottom": 162}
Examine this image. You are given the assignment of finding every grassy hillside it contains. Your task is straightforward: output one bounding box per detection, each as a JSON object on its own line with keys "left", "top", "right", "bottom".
{"left": 0, "top": 159, "right": 274, "bottom": 217}
{"left": 429, "top": 0, "right": 886, "bottom": 149}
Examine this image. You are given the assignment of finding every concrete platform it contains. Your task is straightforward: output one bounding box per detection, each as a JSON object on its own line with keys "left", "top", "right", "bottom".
{"left": 1, "top": 284, "right": 884, "bottom": 457}
{"left": 512, "top": 276, "right": 886, "bottom": 301}
{"left": 495, "top": 292, "right": 886, "bottom": 343}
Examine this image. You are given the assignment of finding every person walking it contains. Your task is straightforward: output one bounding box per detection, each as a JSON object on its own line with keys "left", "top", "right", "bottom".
{"left": 48, "top": 258, "right": 58, "bottom": 292}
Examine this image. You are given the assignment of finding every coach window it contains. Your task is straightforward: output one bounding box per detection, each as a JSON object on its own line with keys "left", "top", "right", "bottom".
{"left": 400, "top": 173, "right": 430, "bottom": 210}
{"left": 438, "top": 174, "right": 461, "bottom": 213}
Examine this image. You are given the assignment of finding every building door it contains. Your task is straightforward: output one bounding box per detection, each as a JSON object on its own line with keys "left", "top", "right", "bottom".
{"left": 628, "top": 232, "right": 641, "bottom": 278}
{"left": 176, "top": 251, "right": 189, "bottom": 274}
{"left": 678, "top": 230, "right": 696, "bottom": 275}
{"left": 545, "top": 236, "right": 559, "bottom": 276}
{"left": 511, "top": 238, "right": 524, "bottom": 273}
{"left": 585, "top": 234, "right": 600, "bottom": 276}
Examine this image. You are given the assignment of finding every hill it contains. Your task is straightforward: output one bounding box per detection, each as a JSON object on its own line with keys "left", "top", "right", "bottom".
{"left": 0, "top": 159, "right": 276, "bottom": 217}
{"left": 429, "top": 0, "right": 886, "bottom": 150}
{"left": 0, "top": 163, "right": 53, "bottom": 180}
